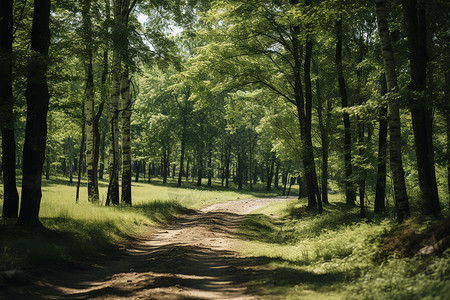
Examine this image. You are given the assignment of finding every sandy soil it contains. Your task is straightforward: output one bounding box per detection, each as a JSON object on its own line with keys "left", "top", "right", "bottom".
{"left": 1, "top": 197, "right": 288, "bottom": 300}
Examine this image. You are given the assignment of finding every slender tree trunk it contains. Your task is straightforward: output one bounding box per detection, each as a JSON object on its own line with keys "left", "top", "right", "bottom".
{"left": 282, "top": 165, "right": 290, "bottom": 196}
{"left": 375, "top": 77, "right": 388, "bottom": 213}
{"left": 107, "top": 35, "right": 120, "bottom": 205}
{"left": 291, "top": 16, "right": 318, "bottom": 209}
{"left": 17, "top": 0, "right": 51, "bottom": 225}
{"left": 185, "top": 158, "right": 189, "bottom": 182}
{"left": 225, "top": 151, "right": 230, "bottom": 188}
{"left": 358, "top": 121, "right": 366, "bottom": 218}
{"left": 375, "top": 0, "right": 410, "bottom": 222}
{"left": 120, "top": 65, "right": 132, "bottom": 205}
{"left": 178, "top": 128, "right": 186, "bottom": 187}
{"left": 335, "top": 18, "right": 355, "bottom": 205}
{"left": 266, "top": 151, "right": 276, "bottom": 191}
{"left": 76, "top": 123, "right": 86, "bottom": 202}
{"left": 0, "top": 0, "right": 19, "bottom": 218}
{"left": 134, "top": 160, "right": 139, "bottom": 182}
{"left": 445, "top": 70, "right": 450, "bottom": 212}
{"left": 274, "top": 161, "right": 279, "bottom": 188}
{"left": 82, "top": 0, "right": 98, "bottom": 202}
{"left": 402, "top": 0, "right": 441, "bottom": 217}
{"left": 197, "top": 148, "right": 203, "bottom": 187}
{"left": 315, "top": 62, "right": 330, "bottom": 205}
{"left": 207, "top": 142, "right": 212, "bottom": 187}
{"left": 93, "top": 102, "right": 104, "bottom": 188}
{"left": 68, "top": 137, "right": 74, "bottom": 183}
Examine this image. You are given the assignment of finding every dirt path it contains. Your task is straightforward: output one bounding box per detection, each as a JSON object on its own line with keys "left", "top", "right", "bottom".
{"left": 2, "top": 197, "right": 288, "bottom": 300}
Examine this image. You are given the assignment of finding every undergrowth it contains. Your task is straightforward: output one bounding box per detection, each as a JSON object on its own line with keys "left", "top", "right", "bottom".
{"left": 238, "top": 195, "right": 450, "bottom": 299}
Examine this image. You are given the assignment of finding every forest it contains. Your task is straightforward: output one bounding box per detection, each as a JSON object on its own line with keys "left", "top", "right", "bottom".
{"left": 1, "top": 0, "right": 450, "bottom": 299}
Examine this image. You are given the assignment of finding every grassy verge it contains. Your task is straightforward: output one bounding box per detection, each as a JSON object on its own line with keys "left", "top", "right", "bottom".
{"left": 237, "top": 195, "right": 450, "bottom": 299}
{"left": 0, "top": 177, "right": 278, "bottom": 271}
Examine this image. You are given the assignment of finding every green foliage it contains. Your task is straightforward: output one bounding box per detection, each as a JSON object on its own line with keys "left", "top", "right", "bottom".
{"left": 235, "top": 196, "right": 449, "bottom": 299}
{"left": 352, "top": 255, "right": 450, "bottom": 300}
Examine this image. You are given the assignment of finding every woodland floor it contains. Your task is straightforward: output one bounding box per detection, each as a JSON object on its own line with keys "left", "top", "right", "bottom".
{"left": 1, "top": 197, "right": 289, "bottom": 300}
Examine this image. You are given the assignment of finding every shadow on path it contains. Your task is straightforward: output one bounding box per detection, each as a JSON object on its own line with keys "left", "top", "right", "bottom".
{"left": 1, "top": 198, "right": 347, "bottom": 299}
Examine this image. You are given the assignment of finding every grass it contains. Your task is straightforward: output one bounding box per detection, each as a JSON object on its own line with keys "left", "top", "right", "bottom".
{"left": 0, "top": 176, "right": 280, "bottom": 271}
{"left": 237, "top": 195, "right": 450, "bottom": 299}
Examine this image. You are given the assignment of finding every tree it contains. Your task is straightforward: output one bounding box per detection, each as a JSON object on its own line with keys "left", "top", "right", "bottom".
{"left": 0, "top": 0, "right": 19, "bottom": 218}
{"left": 335, "top": 16, "right": 356, "bottom": 206}
{"left": 374, "top": 75, "right": 388, "bottom": 213}
{"left": 402, "top": 0, "right": 441, "bottom": 217}
{"left": 17, "top": 0, "right": 51, "bottom": 225}
{"left": 375, "top": 0, "right": 410, "bottom": 222}
{"left": 81, "top": 0, "right": 100, "bottom": 202}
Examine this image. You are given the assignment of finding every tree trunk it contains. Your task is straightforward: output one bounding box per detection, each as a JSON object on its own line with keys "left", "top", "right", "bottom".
{"left": 266, "top": 151, "right": 276, "bottom": 191}
{"left": 121, "top": 65, "right": 132, "bottom": 205}
{"left": 135, "top": 160, "right": 139, "bottom": 182}
{"left": 107, "top": 33, "right": 120, "bottom": 205}
{"left": 93, "top": 102, "right": 104, "bottom": 188}
{"left": 197, "top": 148, "right": 203, "bottom": 187}
{"left": 17, "top": 0, "right": 51, "bottom": 226}
{"left": 274, "top": 161, "right": 279, "bottom": 188}
{"left": 178, "top": 128, "right": 186, "bottom": 187}
{"left": 402, "top": 0, "right": 441, "bottom": 217}
{"left": 335, "top": 18, "right": 355, "bottom": 205}
{"left": 0, "top": 0, "right": 19, "bottom": 218}
{"left": 76, "top": 122, "right": 86, "bottom": 202}
{"left": 375, "top": 0, "right": 410, "bottom": 222}
{"left": 68, "top": 137, "right": 74, "bottom": 183}
{"left": 291, "top": 15, "right": 318, "bottom": 209}
{"left": 375, "top": 76, "right": 388, "bottom": 214}
{"left": 82, "top": 0, "right": 98, "bottom": 202}
{"left": 445, "top": 70, "right": 450, "bottom": 213}
{"left": 358, "top": 121, "right": 366, "bottom": 218}
{"left": 315, "top": 61, "right": 330, "bottom": 205}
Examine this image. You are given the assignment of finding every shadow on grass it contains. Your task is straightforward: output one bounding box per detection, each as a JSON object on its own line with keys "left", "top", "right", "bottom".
{"left": 130, "top": 200, "right": 195, "bottom": 224}
{"left": 240, "top": 200, "right": 388, "bottom": 245}
{"left": 1, "top": 209, "right": 351, "bottom": 300}
{"left": 0, "top": 200, "right": 193, "bottom": 272}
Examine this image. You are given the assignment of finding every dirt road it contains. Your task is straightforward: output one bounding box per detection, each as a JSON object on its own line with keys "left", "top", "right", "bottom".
{"left": 2, "top": 197, "right": 288, "bottom": 299}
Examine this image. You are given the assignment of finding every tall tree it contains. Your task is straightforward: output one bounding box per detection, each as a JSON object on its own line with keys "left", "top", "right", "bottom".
{"left": 375, "top": 0, "right": 410, "bottom": 222}
{"left": 374, "top": 76, "right": 388, "bottom": 213}
{"left": 0, "top": 0, "right": 19, "bottom": 218}
{"left": 335, "top": 17, "right": 356, "bottom": 205}
{"left": 119, "top": 0, "right": 135, "bottom": 206}
{"left": 17, "top": 0, "right": 51, "bottom": 225}
{"left": 82, "top": 0, "right": 100, "bottom": 202}
{"left": 107, "top": 0, "right": 124, "bottom": 206}
{"left": 402, "top": 0, "right": 441, "bottom": 217}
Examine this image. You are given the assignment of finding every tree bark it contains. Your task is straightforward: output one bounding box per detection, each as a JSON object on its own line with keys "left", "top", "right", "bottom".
{"left": 107, "top": 0, "right": 121, "bottom": 205}
{"left": 0, "top": 0, "right": 19, "bottom": 218}
{"left": 17, "top": 0, "right": 51, "bottom": 226}
{"left": 120, "top": 65, "right": 132, "bottom": 205}
{"left": 291, "top": 16, "right": 318, "bottom": 210}
{"left": 335, "top": 18, "right": 356, "bottom": 205}
{"left": 266, "top": 151, "right": 276, "bottom": 191}
{"left": 375, "top": 0, "right": 410, "bottom": 222}
{"left": 82, "top": 0, "right": 98, "bottom": 202}
{"left": 315, "top": 62, "right": 330, "bottom": 205}
{"left": 402, "top": 0, "right": 441, "bottom": 217}
{"left": 445, "top": 70, "right": 450, "bottom": 213}
{"left": 76, "top": 122, "right": 86, "bottom": 202}
{"left": 375, "top": 77, "right": 388, "bottom": 213}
